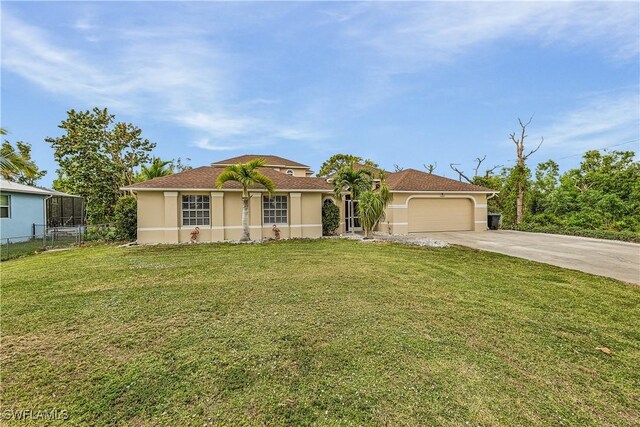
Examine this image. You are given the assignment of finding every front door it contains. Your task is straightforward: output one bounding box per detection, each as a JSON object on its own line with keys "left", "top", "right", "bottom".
{"left": 345, "top": 195, "right": 362, "bottom": 232}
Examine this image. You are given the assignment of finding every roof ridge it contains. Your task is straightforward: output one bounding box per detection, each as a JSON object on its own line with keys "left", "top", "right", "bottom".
{"left": 211, "top": 154, "right": 310, "bottom": 168}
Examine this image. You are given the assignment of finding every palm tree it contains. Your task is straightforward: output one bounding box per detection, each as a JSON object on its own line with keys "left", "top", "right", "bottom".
{"left": 0, "top": 140, "right": 37, "bottom": 181}
{"left": 216, "top": 159, "right": 275, "bottom": 241}
{"left": 136, "top": 157, "right": 174, "bottom": 182}
{"left": 357, "top": 173, "right": 392, "bottom": 238}
{"left": 331, "top": 161, "right": 374, "bottom": 233}
{"left": 331, "top": 162, "right": 373, "bottom": 201}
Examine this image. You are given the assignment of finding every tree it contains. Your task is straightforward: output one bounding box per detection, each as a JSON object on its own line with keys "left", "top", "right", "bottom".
{"left": 319, "top": 155, "right": 381, "bottom": 176}
{"left": 216, "top": 159, "right": 275, "bottom": 241}
{"left": 136, "top": 157, "right": 174, "bottom": 182}
{"left": 548, "top": 150, "right": 639, "bottom": 231}
{"left": 529, "top": 160, "right": 559, "bottom": 216}
{"left": 357, "top": 173, "right": 392, "bottom": 238}
{"left": 0, "top": 141, "right": 41, "bottom": 184}
{"left": 174, "top": 157, "right": 192, "bottom": 172}
{"left": 318, "top": 154, "right": 363, "bottom": 177}
{"left": 46, "top": 108, "right": 155, "bottom": 223}
{"left": 509, "top": 117, "right": 543, "bottom": 224}
{"left": 331, "top": 161, "right": 374, "bottom": 201}
{"left": 450, "top": 156, "right": 501, "bottom": 183}
{"left": 423, "top": 162, "right": 437, "bottom": 174}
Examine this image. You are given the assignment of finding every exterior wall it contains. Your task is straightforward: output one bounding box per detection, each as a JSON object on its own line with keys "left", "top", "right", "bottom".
{"left": 0, "top": 191, "right": 47, "bottom": 240}
{"left": 300, "top": 192, "right": 323, "bottom": 238}
{"left": 271, "top": 167, "right": 310, "bottom": 177}
{"left": 136, "top": 191, "right": 167, "bottom": 244}
{"left": 136, "top": 190, "right": 323, "bottom": 244}
{"left": 222, "top": 192, "right": 245, "bottom": 241}
{"left": 135, "top": 189, "right": 491, "bottom": 243}
{"left": 381, "top": 192, "right": 488, "bottom": 234}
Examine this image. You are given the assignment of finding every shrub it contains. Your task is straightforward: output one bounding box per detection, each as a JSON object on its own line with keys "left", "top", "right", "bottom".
{"left": 114, "top": 195, "right": 137, "bottom": 241}
{"left": 85, "top": 224, "right": 118, "bottom": 242}
{"left": 322, "top": 200, "right": 340, "bottom": 236}
{"left": 512, "top": 223, "right": 640, "bottom": 243}
{"left": 358, "top": 189, "right": 389, "bottom": 238}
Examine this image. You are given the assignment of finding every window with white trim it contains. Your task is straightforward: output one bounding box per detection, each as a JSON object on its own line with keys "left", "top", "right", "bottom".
{"left": 263, "top": 195, "right": 288, "bottom": 224}
{"left": 0, "top": 195, "right": 10, "bottom": 218}
{"left": 286, "top": 169, "right": 294, "bottom": 176}
{"left": 182, "top": 195, "right": 210, "bottom": 226}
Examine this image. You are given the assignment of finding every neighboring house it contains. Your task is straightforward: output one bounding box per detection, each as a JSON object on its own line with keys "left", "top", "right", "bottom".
{"left": 124, "top": 155, "right": 496, "bottom": 244}
{"left": 0, "top": 179, "right": 52, "bottom": 240}
{"left": 0, "top": 179, "right": 85, "bottom": 241}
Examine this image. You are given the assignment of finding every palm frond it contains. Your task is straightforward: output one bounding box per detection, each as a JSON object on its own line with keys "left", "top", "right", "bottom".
{"left": 216, "top": 169, "right": 240, "bottom": 188}
{"left": 0, "top": 143, "right": 37, "bottom": 179}
{"left": 216, "top": 160, "right": 275, "bottom": 195}
{"left": 252, "top": 174, "right": 275, "bottom": 194}
{"left": 246, "top": 158, "right": 267, "bottom": 169}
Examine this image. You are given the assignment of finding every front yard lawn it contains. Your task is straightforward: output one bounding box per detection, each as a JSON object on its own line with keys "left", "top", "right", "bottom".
{"left": 1, "top": 239, "right": 638, "bottom": 425}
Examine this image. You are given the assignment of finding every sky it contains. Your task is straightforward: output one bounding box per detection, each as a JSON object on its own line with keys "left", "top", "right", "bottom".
{"left": 1, "top": 1, "right": 639, "bottom": 187}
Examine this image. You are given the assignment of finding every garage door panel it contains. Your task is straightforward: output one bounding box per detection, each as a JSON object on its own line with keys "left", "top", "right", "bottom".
{"left": 408, "top": 198, "right": 473, "bottom": 232}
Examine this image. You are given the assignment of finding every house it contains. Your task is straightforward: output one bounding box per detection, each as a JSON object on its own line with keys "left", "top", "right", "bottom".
{"left": 0, "top": 179, "right": 85, "bottom": 241}
{"left": 124, "top": 155, "right": 496, "bottom": 244}
{"left": 1, "top": 179, "right": 53, "bottom": 241}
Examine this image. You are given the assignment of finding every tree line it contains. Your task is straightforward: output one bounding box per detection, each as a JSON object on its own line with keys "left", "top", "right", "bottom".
{"left": 2, "top": 108, "right": 638, "bottom": 238}
{"left": 2, "top": 108, "right": 189, "bottom": 225}
{"left": 447, "top": 118, "right": 639, "bottom": 234}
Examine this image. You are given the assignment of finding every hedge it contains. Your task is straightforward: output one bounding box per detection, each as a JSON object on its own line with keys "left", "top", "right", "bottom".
{"left": 511, "top": 224, "right": 640, "bottom": 243}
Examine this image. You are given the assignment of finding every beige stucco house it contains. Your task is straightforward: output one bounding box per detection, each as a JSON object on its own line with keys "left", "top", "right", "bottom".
{"left": 124, "top": 155, "right": 496, "bottom": 244}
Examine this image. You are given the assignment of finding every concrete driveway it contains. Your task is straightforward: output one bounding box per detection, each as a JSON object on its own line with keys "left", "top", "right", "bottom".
{"left": 415, "top": 230, "right": 640, "bottom": 284}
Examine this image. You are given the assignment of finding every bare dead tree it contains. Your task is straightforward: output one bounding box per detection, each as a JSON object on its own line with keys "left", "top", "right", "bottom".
{"left": 423, "top": 162, "right": 437, "bottom": 174}
{"left": 509, "top": 116, "right": 544, "bottom": 224}
{"left": 473, "top": 155, "right": 487, "bottom": 177}
{"left": 449, "top": 163, "right": 473, "bottom": 183}
{"left": 484, "top": 164, "right": 502, "bottom": 177}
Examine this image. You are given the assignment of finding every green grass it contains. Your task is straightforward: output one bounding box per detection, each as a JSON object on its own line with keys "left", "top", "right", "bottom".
{"left": 1, "top": 235, "right": 81, "bottom": 261}
{"left": 0, "top": 238, "right": 46, "bottom": 261}
{"left": 1, "top": 239, "right": 639, "bottom": 426}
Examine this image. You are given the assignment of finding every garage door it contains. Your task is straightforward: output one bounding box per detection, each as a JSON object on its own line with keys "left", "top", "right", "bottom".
{"left": 408, "top": 198, "right": 473, "bottom": 232}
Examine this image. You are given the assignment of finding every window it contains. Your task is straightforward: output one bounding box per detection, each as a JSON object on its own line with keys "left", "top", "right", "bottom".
{"left": 286, "top": 169, "right": 294, "bottom": 176}
{"left": 182, "top": 195, "right": 210, "bottom": 226}
{"left": 0, "top": 195, "right": 10, "bottom": 218}
{"left": 263, "top": 195, "right": 288, "bottom": 224}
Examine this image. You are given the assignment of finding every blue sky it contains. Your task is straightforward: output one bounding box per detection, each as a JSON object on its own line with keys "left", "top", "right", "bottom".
{"left": 2, "top": 1, "right": 639, "bottom": 186}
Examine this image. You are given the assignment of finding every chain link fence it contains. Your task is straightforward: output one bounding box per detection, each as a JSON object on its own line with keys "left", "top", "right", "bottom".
{"left": 1, "top": 224, "right": 116, "bottom": 261}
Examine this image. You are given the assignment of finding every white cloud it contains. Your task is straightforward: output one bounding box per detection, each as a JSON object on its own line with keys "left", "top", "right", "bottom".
{"left": 538, "top": 90, "right": 640, "bottom": 152}
{"left": 342, "top": 2, "right": 639, "bottom": 67}
{"left": 1, "top": 10, "right": 324, "bottom": 150}
{"left": 193, "top": 138, "right": 262, "bottom": 152}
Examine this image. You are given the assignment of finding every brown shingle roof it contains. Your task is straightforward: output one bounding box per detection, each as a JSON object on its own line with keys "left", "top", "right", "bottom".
{"left": 385, "top": 169, "right": 495, "bottom": 192}
{"left": 211, "top": 154, "right": 310, "bottom": 168}
{"left": 124, "top": 166, "right": 332, "bottom": 191}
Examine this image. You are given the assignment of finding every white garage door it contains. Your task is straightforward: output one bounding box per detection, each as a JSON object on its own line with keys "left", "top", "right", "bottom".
{"left": 408, "top": 198, "right": 474, "bottom": 232}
